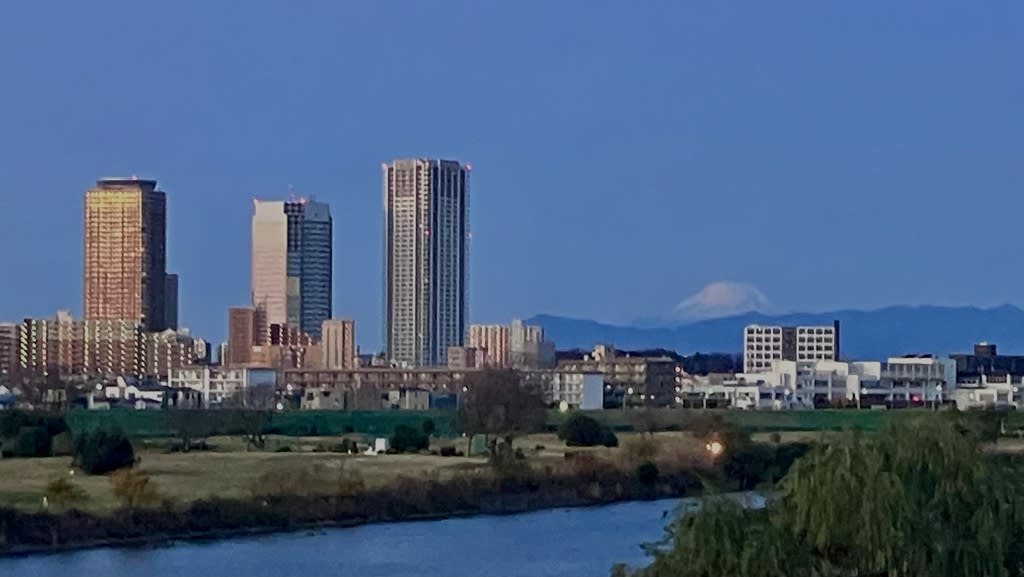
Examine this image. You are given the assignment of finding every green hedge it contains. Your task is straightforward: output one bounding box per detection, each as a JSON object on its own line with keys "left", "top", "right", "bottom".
{"left": 65, "top": 409, "right": 459, "bottom": 439}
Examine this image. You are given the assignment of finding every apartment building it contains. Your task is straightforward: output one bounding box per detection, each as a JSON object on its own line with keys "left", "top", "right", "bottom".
{"left": 743, "top": 321, "right": 840, "bottom": 373}
{"left": 557, "top": 345, "right": 677, "bottom": 407}
{"left": 17, "top": 311, "right": 201, "bottom": 380}
{"left": 288, "top": 367, "right": 474, "bottom": 410}
{"left": 0, "top": 323, "right": 17, "bottom": 382}
{"left": 383, "top": 158, "right": 469, "bottom": 367}
{"left": 321, "top": 319, "right": 357, "bottom": 369}
{"left": 469, "top": 324, "right": 509, "bottom": 366}
{"left": 169, "top": 366, "right": 277, "bottom": 407}
{"left": 83, "top": 177, "right": 176, "bottom": 331}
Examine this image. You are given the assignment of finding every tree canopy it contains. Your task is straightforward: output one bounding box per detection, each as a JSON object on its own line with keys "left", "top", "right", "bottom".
{"left": 632, "top": 414, "right": 1024, "bottom": 577}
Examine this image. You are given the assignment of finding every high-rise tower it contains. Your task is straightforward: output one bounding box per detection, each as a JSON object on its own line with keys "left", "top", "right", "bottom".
{"left": 383, "top": 158, "right": 469, "bottom": 366}
{"left": 83, "top": 177, "right": 173, "bottom": 331}
{"left": 251, "top": 197, "right": 333, "bottom": 340}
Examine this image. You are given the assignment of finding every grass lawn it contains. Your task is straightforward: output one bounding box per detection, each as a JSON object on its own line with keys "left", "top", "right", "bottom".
{"left": 0, "top": 432, "right": 708, "bottom": 514}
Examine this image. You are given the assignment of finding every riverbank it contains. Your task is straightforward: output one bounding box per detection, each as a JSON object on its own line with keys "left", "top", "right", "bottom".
{"left": 0, "top": 499, "right": 687, "bottom": 577}
{"left": 0, "top": 468, "right": 703, "bottom": 558}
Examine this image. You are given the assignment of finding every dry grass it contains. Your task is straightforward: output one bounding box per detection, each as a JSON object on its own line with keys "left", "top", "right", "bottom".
{"left": 0, "top": 432, "right": 708, "bottom": 513}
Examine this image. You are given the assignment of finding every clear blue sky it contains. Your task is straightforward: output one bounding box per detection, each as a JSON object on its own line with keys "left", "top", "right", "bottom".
{"left": 0, "top": 1, "right": 1022, "bottom": 348}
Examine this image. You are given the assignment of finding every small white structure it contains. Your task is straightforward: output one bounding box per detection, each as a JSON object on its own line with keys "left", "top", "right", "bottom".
{"left": 364, "top": 437, "right": 390, "bottom": 456}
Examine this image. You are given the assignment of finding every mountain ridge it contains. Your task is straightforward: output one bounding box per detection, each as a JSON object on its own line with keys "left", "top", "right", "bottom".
{"left": 527, "top": 304, "right": 1024, "bottom": 360}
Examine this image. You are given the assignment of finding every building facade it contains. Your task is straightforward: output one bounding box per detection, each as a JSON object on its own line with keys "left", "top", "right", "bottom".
{"left": 17, "top": 311, "right": 200, "bottom": 380}
{"left": 84, "top": 177, "right": 175, "bottom": 331}
{"left": 469, "top": 324, "right": 509, "bottom": 367}
{"left": 251, "top": 198, "right": 333, "bottom": 341}
{"left": 557, "top": 345, "right": 678, "bottom": 407}
{"left": 447, "top": 346, "right": 483, "bottom": 369}
{"left": 169, "top": 366, "right": 277, "bottom": 407}
{"left": 289, "top": 367, "right": 474, "bottom": 410}
{"left": 468, "top": 319, "right": 552, "bottom": 368}
{"left": 0, "top": 323, "right": 18, "bottom": 382}
{"left": 743, "top": 321, "right": 840, "bottom": 373}
{"left": 321, "top": 319, "right": 357, "bottom": 370}
{"left": 227, "top": 306, "right": 257, "bottom": 366}
{"left": 383, "top": 158, "right": 470, "bottom": 367}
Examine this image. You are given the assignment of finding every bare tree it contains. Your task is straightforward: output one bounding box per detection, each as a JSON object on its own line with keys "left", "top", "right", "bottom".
{"left": 457, "top": 369, "right": 546, "bottom": 458}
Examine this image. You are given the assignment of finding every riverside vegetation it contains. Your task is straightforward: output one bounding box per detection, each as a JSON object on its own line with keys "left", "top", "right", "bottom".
{"left": 617, "top": 412, "right": 1024, "bottom": 577}
{"left": 0, "top": 373, "right": 811, "bottom": 555}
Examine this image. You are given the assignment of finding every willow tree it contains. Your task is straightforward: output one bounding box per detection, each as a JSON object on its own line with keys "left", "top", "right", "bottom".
{"left": 629, "top": 413, "right": 1024, "bottom": 577}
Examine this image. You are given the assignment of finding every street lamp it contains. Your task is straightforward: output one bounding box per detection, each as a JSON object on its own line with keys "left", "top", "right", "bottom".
{"left": 623, "top": 387, "right": 635, "bottom": 411}
{"left": 858, "top": 387, "right": 867, "bottom": 410}
{"left": 934, "top": 384, "right": 943, "bottom": 410}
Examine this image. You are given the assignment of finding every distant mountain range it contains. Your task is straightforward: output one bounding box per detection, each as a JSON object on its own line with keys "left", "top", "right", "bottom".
{"left": 527, "top": 305, "right": 1024, "bottom": 360}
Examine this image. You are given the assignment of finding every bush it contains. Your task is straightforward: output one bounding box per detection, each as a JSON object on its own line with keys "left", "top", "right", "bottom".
{"left": 559, "top": 413, "right": 618, "bottom": 448}
{"left": 636, "top": 461, "right": 660, "bottom": 487}
{"left": 274, "top": 446, "right": 292, "bottom": 453}
{"left": 73, "top": 430, "right": 136, "bottom": 475}
{"left": 391, "top": 425, "right": 429, "bottom": 453}
{"left": 422, "top": 419, "right": 436, "bottom": 437}
{"left": 110, "top": 469, "right": 161, "bottom": 509}
{"left": 439, "top": 446, "right": 457, "bottom": 457}
{"left": 6, "top": 427, "right": 52, "bottom": 458}
{"left": 44, "top": 477, "right": 88, "bottom": 511}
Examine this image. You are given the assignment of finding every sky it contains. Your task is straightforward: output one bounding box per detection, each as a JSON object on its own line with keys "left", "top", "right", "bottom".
{"left": 0, "top": 1, "right": 1022, "bottom": 348}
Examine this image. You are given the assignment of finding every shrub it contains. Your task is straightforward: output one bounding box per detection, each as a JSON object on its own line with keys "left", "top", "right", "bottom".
{"left": 559, "top": 413, "right": 618, "bottom": 447}
{"left": 73, "top": 430, "right": 135, "bottom": 475}
{"left": 110, "top": 469, "right": 161, "bottom": 509}
{"left": 44, "top": 476, "right": 88, "bottom": 511}
{"left": 422, "top": 419, "right": 436, "bottom": 437}
{"left": 636, "top": 461, "right": 660, "bottom": 487}
{"left": 439, "top": 446, "right": 458, "bottom": 457}
{"left": 391, "top": 425, "right": 429, "bottom": 453}
{"left": 8, "top": 427, "right": 52, "bottom": 458}
{"left": 274, "top": 446, "right": 292, "bottom": 453}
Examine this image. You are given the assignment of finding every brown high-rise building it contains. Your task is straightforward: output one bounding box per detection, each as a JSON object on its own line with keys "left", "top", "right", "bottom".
{"left": 227, "top": 307, "right": 257, "bottom": 366}
{"left": 83, "top": 177, "right": 171, "bottom": 331}
{"left": 321, "top": 319, "right": 357, "bottom": 369}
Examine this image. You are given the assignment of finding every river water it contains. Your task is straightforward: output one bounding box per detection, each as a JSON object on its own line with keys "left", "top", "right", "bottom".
{"left": 0, "top": 499, "right": 696, "bottom": 577}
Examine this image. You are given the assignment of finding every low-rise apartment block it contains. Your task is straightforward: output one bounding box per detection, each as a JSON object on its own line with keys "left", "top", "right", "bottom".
{"left": 558, "top": 345, "right": 677, "bottom": 407}
{"left": 742, "top": 321, "right": 840, "bottom": 373}
{"left": 16, "top": 311, "right": 202, "bottom": 380}
{"left": 168, "top": 366, "right": 278, "bottom": 408}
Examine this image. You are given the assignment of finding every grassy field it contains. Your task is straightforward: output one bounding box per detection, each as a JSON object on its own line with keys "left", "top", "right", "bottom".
{"left": 0, "top": 432, "right": 706, "bottom": 514}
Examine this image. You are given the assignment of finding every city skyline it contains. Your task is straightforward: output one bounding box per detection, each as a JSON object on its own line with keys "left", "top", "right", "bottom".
{"left": 1, "top": 2, "right": 1022, "bottom": 348}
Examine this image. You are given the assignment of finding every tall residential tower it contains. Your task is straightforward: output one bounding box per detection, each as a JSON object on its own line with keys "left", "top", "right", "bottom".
{"left": 83, "top": 177, "right": 175, "bottom": 331}
{"left": 383, "top": 158, "right": 470, "bottom": 366}
{"left": 251, "top": 197, "right": 332, "bottom": 340}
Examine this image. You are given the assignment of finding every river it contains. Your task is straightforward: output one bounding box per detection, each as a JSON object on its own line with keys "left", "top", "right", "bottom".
{"left": 0, "top": 499, "right": 699, "bottom": 577}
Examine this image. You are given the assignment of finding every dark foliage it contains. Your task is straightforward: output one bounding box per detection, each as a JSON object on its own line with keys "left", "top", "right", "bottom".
{"left": 390, "top": 425, "right": 429, "bottom": 453}
{"left": 7, "top": 427, "right": 52, "bottom": 458}
{"left": 636, "top": 461, "right": 660, "bottom": 487}
{"left": 73, "top": 430, "right": 135, "bottom": 475}
{"left": 559, "top": 413, "right": 619, "bottom": 447}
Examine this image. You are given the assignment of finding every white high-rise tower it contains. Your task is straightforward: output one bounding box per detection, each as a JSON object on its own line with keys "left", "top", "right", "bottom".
{"left": 383, "top": 158, "right": 470, "bottom": 366}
